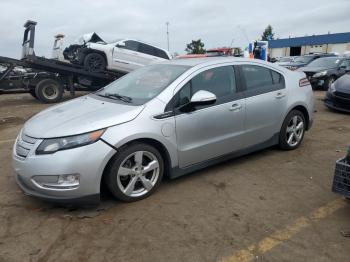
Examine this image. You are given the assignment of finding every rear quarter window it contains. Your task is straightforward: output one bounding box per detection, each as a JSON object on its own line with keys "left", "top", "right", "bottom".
{"left": 240, "top": 64, "right": 285, "bottom": 95}
{"left": 156, "top": 49, "right": 170, "bottom": 59}
{"left": 138, "top": 43, "right": 156, "bottom": 56}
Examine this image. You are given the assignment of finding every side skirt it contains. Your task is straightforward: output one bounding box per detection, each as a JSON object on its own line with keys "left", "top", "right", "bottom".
{"left": 169, "top": 133, "right": 279, "bottom": 179}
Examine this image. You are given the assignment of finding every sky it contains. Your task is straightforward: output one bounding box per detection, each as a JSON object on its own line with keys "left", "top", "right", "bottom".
{"left": 0, "top": 0, "right": 349, "bottom": 58}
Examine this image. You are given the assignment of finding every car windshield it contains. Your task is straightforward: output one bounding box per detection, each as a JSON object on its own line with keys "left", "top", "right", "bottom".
{"left": 294, "top": 56, "right": 314, "bottom": 63}
{"left": 96, "top": 64, "right": 190, "bottom": 105}
{"left": 108, "top": 39, "right": 124, "bottom": 44}
{"left": 308, "top": 57, "right": 341, "bottom": 68}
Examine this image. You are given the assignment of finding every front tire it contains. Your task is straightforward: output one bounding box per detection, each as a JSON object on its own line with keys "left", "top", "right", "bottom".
{"left": 279, "top": 110, "right": 306, "bottom": 150}
{"left": 83, "top": 53, "right": 106, "bottom": 72}
{"left": 105, "top": 143, "right": 164, "bottom": 202}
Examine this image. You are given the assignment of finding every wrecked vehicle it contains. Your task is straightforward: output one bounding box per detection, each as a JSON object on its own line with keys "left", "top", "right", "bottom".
{"left": 63, "top": 33, "right": 171, "bottom": 73}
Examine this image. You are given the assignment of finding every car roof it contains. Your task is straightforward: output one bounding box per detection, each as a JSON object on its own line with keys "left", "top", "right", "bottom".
{"left": 162, "top": 57, "right": 266, "bottom": 67}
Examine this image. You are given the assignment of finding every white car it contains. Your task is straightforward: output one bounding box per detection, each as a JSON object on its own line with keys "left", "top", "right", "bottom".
{"left": 63, "top": 33, "right": 171, "bottom": 73}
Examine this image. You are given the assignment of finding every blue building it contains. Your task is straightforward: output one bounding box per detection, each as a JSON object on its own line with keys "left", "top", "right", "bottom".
{"left": 268, "top": 32, "right": 350, "bottom": 58}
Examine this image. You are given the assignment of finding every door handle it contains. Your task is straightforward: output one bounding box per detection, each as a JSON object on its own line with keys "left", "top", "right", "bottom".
{"left": 275, "top": 92, "right": 286, "bottom": 99}
{"left": 229, "top": 103, "right": 242, "bottom": 111}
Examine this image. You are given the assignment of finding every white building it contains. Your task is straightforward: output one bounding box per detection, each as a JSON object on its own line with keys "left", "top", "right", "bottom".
{"left": 269, "top": 32, "right": 350, "bottom": 58}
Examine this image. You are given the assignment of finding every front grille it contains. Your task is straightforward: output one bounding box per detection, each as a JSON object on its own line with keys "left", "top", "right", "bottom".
{"left": 22, "top": 133, "right": 37, "bottom": 144}
{"left": 15, "top": 132, "right": 38, "bottom": 159}
{"left": 331, "top": 95, "right": 350, "bottom": 110}
{"left": 334, "top": 91, "right": 350, "bottom": 100}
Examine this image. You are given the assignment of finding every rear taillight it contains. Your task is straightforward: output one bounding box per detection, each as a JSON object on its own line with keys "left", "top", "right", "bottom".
{"left": 299, "top": 78, "right": 310, "bottom": 87}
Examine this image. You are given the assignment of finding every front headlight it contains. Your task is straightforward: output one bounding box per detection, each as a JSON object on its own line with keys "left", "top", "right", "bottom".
{"left": 36, "top": 129, "right": 105, "bottom": 155}
{"left": 313, "top": 70, "right": 327, "bottom": 78}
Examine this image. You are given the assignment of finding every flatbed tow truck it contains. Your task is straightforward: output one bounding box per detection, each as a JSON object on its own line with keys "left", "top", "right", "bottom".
{"left": 0, "top": 21, "right": 125, "bottom": 103}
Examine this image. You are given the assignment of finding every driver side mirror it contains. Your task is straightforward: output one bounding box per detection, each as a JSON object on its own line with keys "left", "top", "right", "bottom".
{"left": 190, "top": 90, "right": 217, "bottom": 104}
{"left": 116, "top": 42, "right": 126, "bottom": 48}
{"left": 179, "top": 90, "right": 216, "bottom": 112}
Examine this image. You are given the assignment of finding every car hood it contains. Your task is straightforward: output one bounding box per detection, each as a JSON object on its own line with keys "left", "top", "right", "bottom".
{"left": 23, "top": 95, "right": 144, "bottom": 138}
{"left": 334, "top": 74, "right": 350, "bottom": 93}
{"left": 298, "top": 66, "right": 332, "bottom": 73}
{"left": 283, "top": 62, "right": 306, "bottom": 68}
{"left": 276, "top": 62, "right": 293, "bottom": 66}
{"left": 76, "top": 32, "right": 106, "bottom": 45}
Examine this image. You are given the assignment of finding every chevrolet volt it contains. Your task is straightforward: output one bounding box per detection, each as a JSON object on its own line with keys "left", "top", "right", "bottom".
{"left": 13, "top": 57, "right": 314, "bottom": 204}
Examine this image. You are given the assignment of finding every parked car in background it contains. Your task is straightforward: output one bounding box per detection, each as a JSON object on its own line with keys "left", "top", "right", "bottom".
{"left": 324, "top": 73, "right": 350, "bottom": 113}
{"left": 13, "top": 57, "right": 314, "bottom": 204}
{"left": 206, "top": 47, "right": 243, "bottom": 57}
{"left": 177, "top": 48, "right": 243, "bottom": 59}
{"left": 206, "top": 47, "right": 232, "bottom": 56}
{"left": 299, "top": 57, "right": 350, "bottom": 90}
{"left": 280, "top": 53, "right": 336, "bottom": 70}
{"left": 63, "top": 33, "right": 171, "bottom": 73}
{"left": 275, "top": 56, "right": 295, "bottom": 66}
{"left": 176, "top": 54, "right": 208, "bottom": 59}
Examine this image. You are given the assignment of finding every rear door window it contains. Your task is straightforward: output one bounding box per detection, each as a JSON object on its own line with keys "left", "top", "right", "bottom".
{"left": 240, "top": 65, "right": 285, "bottom": 96}
{"left": 138, "top": 43, "right": 157, "bottom": 56}
{"left": 155, "top": 48, "right": 170, "bottom": 59}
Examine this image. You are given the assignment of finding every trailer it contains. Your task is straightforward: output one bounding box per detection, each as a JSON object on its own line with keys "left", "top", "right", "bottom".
{"left": 0, "top": 20, "right": 125, "bottom": 103}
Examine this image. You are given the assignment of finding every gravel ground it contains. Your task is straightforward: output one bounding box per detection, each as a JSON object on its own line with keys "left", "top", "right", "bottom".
{"left": 0, "top": 91, "right": 349, "bottom": 262}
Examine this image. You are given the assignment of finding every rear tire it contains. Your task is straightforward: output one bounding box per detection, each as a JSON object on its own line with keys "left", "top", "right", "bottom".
{"left": 279, "top": 110, "right": 306, "bottom": 150}
{"left": 83, "top": 53, "right": 106, "bottom": 72}
{"left": 35, "top": 79, "right": 63, "bottom": 103}
{"left": 105, "top": 143, "right": 164, "bottom": 202}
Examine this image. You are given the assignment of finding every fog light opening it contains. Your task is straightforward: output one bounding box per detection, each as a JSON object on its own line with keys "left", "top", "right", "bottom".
{"left": 58, "top": 174, "right": 79, "bottom": 185}
{"left": 32, "top": 174, "right": 80, "bottom": 190}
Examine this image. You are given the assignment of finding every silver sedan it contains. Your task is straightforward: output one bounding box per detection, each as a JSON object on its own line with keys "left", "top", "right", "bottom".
{"left": 13, "top": 57, "right": 314, "bottom": 203}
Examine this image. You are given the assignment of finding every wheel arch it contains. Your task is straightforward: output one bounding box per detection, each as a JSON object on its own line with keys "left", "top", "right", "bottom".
{"left": 79, "top": 48, "right": 108, "bottom": 65}
{"left": 288, "top": 104, "right": 310, "bottom": 130}
{"left": 100, "top": 137, "right": 173, "bottom": 192}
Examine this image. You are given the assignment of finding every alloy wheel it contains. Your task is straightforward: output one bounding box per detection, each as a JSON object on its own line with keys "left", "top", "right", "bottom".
{"left": 285, "top": 115, "right": 304, "bottom": 147}
{"left": 116, "top": 151, "right": 160, "bottom": 198}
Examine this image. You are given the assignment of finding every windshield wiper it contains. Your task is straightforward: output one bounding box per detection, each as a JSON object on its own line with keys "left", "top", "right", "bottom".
{"left": 98, "top": 93, "right": 132, "bottom": 103}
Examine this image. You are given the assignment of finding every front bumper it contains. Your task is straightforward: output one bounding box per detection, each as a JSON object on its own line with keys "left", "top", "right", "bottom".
{"left": 324, "top": 92, "right": 350, "bottom": 113}
{"left": 13, "top": 136, "right": 116, "bottom": 204}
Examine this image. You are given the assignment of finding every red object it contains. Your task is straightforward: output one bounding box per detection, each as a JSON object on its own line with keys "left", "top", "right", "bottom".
{"left": 176, "top": 54, "right": 208, "bottom": 59}
{"left": 207, "top": 47, "right": 233, "bottom": 55}
{"left": 176, "top": 47, "right": 235, "bottom": 59}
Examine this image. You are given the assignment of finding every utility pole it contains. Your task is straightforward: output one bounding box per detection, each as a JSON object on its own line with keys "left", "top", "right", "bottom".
{"left": 166, "top": 22, "right": 170, "bottom": 52}
{"left": 230, "top": 38, "right": 234, "bottom": 48}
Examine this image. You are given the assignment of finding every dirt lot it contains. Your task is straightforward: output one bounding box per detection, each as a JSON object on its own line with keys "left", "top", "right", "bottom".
{"left": 0, "top": 91, "right": 349, "bottom": 262}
